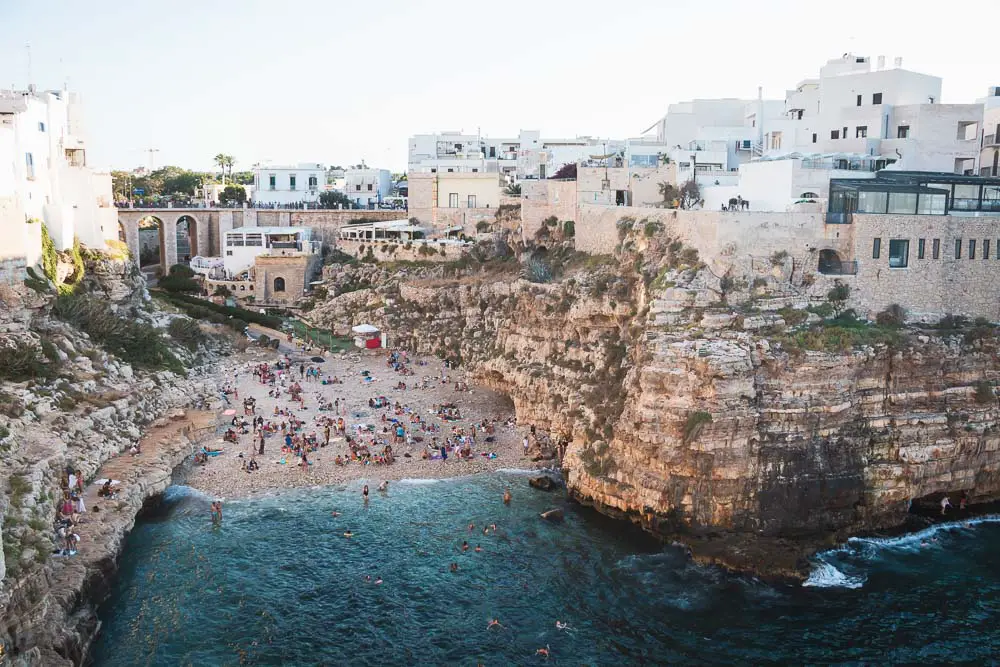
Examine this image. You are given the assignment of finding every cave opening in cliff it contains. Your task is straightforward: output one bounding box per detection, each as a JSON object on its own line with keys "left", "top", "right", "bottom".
{"left": 907, "top": 489, "right": 972, "bottom": 520}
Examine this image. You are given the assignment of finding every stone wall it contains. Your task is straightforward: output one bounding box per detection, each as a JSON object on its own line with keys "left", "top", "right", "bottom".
{"left": 253, "top": 253, "right": 320, "bottom": 307}
{"left": 849, "top": 214, "right": 1000, "bottom": 320}
{"left": 521, "top": 180, "right": 576, "bottom": 240}
{"left": 336, "top": 238, "right": 470, "bottom": 263}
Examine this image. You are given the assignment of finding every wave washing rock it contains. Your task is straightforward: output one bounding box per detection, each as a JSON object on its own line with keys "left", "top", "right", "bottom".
{"left": 309, "top": 235, "right": 1000, "bottom": 578}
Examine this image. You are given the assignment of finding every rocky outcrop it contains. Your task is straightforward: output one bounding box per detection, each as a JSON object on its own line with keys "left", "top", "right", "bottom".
{"left": 310, "top": 234, "right": 1000, "bottom": 578}
{"left": 0, "top": 254, "right": 229, "bottom": 663}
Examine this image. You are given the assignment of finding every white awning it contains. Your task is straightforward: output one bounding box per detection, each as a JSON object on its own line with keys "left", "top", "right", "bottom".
{"left": 352, "top": 324, "right": 379, "bottom": 334}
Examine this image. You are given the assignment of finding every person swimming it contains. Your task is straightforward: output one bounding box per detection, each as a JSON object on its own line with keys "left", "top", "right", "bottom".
{"left": 331, "top": 511, "right": 341, "bottom": 517}
{"left": 449, "top": 562, "right": 459, "bottom": 572}
{"left": 474, "top": 545, "right": 482, "bottom": 553}
{"left": 468, "top": 522, "right": 475, "bottom": 532}
{"left": 374, "top": 577, "right": 383, "bottom": 585}
{"left": 535, "top": 645, "right": 550, "bottom": 658}
{"left": 461, "top": 541, "right": 469, "bottom": 552}
{"left": 487, "top": 619, "right": 503, "bottom": 630}
{"left": 363, "top": 485, "right": 369, "bottom": 503}
{"left": 555, "top": 621, "right": 572, "bottom": 631}
{"left": 344, "top": 531, "right": 353, "bottom": 538}
{"left": 503, "top": 489, "right": 511, "bottom": 505}
{"left": 378, "top": 480, "right": 388, "bottom": 493}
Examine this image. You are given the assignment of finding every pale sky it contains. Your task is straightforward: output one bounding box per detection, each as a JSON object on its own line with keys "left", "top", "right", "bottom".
{"left": 1, "top": 0, "right": 995, "bottom": 172}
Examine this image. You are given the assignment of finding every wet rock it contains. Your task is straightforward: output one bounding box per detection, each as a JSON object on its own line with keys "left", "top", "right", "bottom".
{"left": 529, "top": 475, "right": 558, "bottom": 492}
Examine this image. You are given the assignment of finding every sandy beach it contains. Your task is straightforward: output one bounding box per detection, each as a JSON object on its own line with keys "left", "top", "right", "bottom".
{"left": 183, "top": 338, "right": 541, "bottom": 498}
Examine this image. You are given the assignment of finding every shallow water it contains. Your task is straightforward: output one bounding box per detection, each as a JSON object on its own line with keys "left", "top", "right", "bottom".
{"left": 91, "top": 474, "right": 1000, "bottom": 665}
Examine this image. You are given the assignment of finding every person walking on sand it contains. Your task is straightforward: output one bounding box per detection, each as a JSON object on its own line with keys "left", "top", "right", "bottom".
{"left": 522, "top": 436, "right": 529, "bottom": 457}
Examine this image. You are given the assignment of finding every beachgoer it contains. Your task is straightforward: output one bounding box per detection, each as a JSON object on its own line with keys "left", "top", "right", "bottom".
{"left": 503, "top": 489, "right": 511, "bottom": 505}
{"left": 536, "top": 646, "right": 550, "bottom": 658}
{"left": 378, "top": 480, "right": 388, "bottom": 493}
{"left": 461, "top": 541, "right": 469, "bottom": 552}
{"left": 941, "top": 496, "right": 952, "bottom": 515}
{"left": 344, "top": 531, "right": 353, "bottom": 538}
{"left": 487, "top": 619, "right": 503, "bottom": 630}
{"left": 450, "top": 562, "right": 459, "bottom": 572}
{"left": 555, "top": 621, "right": 572, "bottom": 631}
{"left": 374, "top": 577, "right": 383, "bottom": 585}
{"left": 474, "top": 545, "right": 482, "bottom": 553}
{"left": 363, "top": 485, "right": 369, "bottom": 503}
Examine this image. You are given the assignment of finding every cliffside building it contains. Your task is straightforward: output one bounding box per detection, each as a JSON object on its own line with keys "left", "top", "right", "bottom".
{"left": 251, "top": 163, "right": 325, "bottom": 206}
{"left": 0, "top": 86, "right": 117, "bottom": 281}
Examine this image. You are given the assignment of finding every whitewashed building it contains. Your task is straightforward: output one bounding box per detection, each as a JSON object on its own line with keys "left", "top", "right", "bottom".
{"left": 979, "top": 86, "right": 1000, "bottom": 177}
{"left": 252, "top": 163, "right": 324, "bottom": 206}
{"left": 0, "top": 86, "right": 117, "bottom": 279}
{"left": 344, "top": 168, "right": 392, "bottom": 208}
{"left": 220, "top": 226, "right": 317, "bottom": 277}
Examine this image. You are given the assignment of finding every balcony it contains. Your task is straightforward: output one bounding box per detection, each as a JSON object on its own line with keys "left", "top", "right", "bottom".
{"left": 985, "top": 134, "right": 998, "bottom": 147}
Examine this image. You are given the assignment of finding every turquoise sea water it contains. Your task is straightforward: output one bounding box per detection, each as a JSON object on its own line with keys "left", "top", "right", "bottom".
{"left": 91, "top": 473, "right": 1000, "bottom": 666}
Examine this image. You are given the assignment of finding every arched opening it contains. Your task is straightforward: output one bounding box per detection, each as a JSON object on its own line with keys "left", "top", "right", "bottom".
{"left": 138, "top": 215, "right": 163, "bottom": 270}
{"left": 799, "top": 191, "right": 819, "bottom": 199}
{"left": 176, "top": 215, "right": 199, "bottom": 264}
{"left": 818, "top": 249, "right": 844, "bottom": 274}
{"left": 273, "top": 277, "right": 286, "bottom": 292}
{"left": 117, "top": 221, "right": 127, "bottom": 244}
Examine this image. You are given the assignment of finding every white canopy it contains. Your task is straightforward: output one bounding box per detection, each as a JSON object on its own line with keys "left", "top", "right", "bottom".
{"left": 352, "top": 324, "right": 379, "bottom": 334}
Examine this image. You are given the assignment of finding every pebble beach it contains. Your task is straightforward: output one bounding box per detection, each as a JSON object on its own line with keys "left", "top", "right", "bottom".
{"left": 183, "top": 340, "right": 537, "bottom": 499}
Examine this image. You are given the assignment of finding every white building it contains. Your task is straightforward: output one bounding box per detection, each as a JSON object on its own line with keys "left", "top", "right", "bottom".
{"left": 252, "top": 163, "right": 324, "bottom": 206}
{"left": 344, "top": 168, "right": 391, "bottom": 208}
{"left": 408, "top": 130, "right": 621, "bottom": 182}
{"left": 979, "top": 86, "right": 1000, "bottom": 177}
{"left": 763, "top": 54, "right": 982, "bottom": 174}
{"left": 0, "top": 86, "right": 117, "bottom": 278}
{"left": 220, "top": 226, "right": 317, "bottom": 277}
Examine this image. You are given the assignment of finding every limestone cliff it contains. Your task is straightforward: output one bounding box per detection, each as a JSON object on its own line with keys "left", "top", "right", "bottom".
{"left": 311, "top": 233, "right": 1000, "bottom": 577}
{"left": 0, "top": 254, "right": 228, "bottom": 664}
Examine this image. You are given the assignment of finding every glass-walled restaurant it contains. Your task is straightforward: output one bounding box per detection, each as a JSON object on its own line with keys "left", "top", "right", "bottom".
{"left": 828, "top": 172, "right": 1000, "bottom": 222}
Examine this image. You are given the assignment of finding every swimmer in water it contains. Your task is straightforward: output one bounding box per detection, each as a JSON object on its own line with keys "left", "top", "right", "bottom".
{"left": 503, "top": 489, "right": 511, "bottom": 505}
{"left": 378, "top": 480, "right": 388, "bottom": 493}
{"left": 555, "top": 621, "right": 572, "bottom": 631}
{"left": 331, "top": 511, "right": 341, "bottom": 517}
{"left": 535, "top": 645, "right": 550, "bottom": 658}
{"left": 449, "top": 562, "right": 459, "bottom": 572}
{"left": 375, "top": 577, "right": 383, "bottom": 585}
{"left": 468, "top": 522, "right": 475, "bottom": 532}
{"left": 461, "top": 541, "right": 469, "bottom": 552}
{"left": 344, "top": 531, "right": 353, "bottom": 539}
{"left": 365, "top": 575, "right": 371, "bottom": 582}
{"left": 490, "top": 523, "right": 497, "bottom": 533}
{"left": 487, "top": 619, "right": 503, "bottom": 630}
{"left": 363, "top": 484, "right": 369, "bottom": 502}
{"left": 475, "top": 545, "right": 482, "bottom": 553}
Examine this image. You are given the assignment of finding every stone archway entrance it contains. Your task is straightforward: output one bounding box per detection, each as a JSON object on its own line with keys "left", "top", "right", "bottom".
{"left": 138, "top": 215, "right": 164, "bottom": 270}
{"left": 818, "top": 249, "right": 844, "bottom": 275}
{"left": 176, "top": 214, "right": 199, "bottom": 263}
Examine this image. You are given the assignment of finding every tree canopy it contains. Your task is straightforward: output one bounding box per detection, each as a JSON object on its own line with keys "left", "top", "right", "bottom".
{"left": 319, "top": 190, "right": 354, "bottom": 209}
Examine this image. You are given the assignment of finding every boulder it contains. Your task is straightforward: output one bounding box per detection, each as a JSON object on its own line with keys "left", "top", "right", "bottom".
{"left": 528, "top": 475, "right": 558, "bottom": 492}
{"left": 540, "top": 508, "right": 564, "bottom": 522}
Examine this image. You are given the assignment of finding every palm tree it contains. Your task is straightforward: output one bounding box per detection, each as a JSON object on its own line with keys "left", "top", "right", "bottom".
{"left": 214, "top": 154, "right": 227, "bottom": 185}
{"left": 224, "top": 155, "right": 235, "bottom": 180}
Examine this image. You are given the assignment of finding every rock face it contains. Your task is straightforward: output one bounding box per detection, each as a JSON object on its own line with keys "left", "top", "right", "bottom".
{"left": 310, "top": 234, "right": 1000, "bottom": 577}
{"left": 0, "top": 255, "right": 227, "bottom": 663}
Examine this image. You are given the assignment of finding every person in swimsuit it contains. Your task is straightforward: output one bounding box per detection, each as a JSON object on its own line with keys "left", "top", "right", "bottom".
{"left": 461, "top": 541, "right": 469, "bottom": 552}
{"left": 487, "top": 619, "right": 503, "bottom": 630}
{"left": 503, "top": 489, "right": 511, "bottom": 505}
{"left": 535, "top": 646, "right": 550, "bottom": 658}
{"left": 363, "top": 485, "right": 369, "bottom": 503}
{"left": 344, "top": 531, "right": 353, "bottom": 538}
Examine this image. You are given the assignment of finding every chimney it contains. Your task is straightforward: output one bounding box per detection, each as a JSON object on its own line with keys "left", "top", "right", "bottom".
{"left": 894, "top": 57, "right": 903, "bottom": 68}
{"left": 877, "top": 56, "right": 885, "bottom": 70}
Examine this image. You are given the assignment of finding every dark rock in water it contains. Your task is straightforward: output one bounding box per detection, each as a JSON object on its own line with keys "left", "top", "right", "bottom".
{"left": 540, "top": 508, "right": 564, "bottom": 522}
{"left": 529, "top": 476, "right": 558, "bottom": 492}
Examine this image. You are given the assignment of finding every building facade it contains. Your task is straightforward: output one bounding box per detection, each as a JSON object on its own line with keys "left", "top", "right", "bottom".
{"left": 0, "top": 86, "right": 116, "bottom": 280}
{"left": 344, "top": 168, "right": 392, "bottom": 208}
{"left": 252, "top": 163, "right": 325, "bottom": 206}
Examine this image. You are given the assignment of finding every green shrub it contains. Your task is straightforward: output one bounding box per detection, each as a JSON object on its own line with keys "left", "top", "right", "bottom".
{"left": 40, "top": 224, "right": 58, "bottom": 283}
{"left": 0, "top": 340, "right": 53, "bottom": 381}
{"left": 683, "top": 411, "right": 713, "bottom": 443}
{"left": 155, "top": 292, "right": 283, "bottom": 329}
{"left": 975, "top": 381, "right": 994, "bottom": 404}
{"left": 159, "top": 264, "right": 201, "bottom": 293}
{"left": 875, "top": 304, "right": 907, "bottom": 328}
{"left": 52, "top": 294, "right": 183, "bottom": 373}
{"left": 827, "top": 280, "right": 850, "bottom": 315}
{"left": 778, "top": 307, "right": 809, "bottom": 327}
{"left": 769, "top": 250, "right": 789, "bottom": 267}
{"left": 562, "top": 220, "right": 575, "bottom": 238}
{"left": 167, "top": 318, "right": 206, "bottom": 350}
{"left": 643, "top": 219, "right": 664, "bottom": 238}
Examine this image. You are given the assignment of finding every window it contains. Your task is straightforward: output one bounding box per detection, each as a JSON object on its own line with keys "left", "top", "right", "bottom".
{"left": 856, "top": 126, "right": 868, "bottom": 138}
{"left": 37, "top": 122, "right": 45, "bottom": 132}
{"left": 812, "top": 133, "right": 817, "bottom": 143}
{"left": 447, "top": 168, "right": 454, "bottom": 173}
{"left": 367, "top": 184, "right": 373, "bottom": 191}
{"left": 887, "top": 192, "right": 917, "bottom": 214}
{"left": 472, "top": 168, "right": 479, "bottom": 173}
{"left": 308, "top": 175, "right": 318, "bottom": 189}
{"left": 932, "top": 239, "right": 941, "bottom": 259}
{"left": 969, "top": 239, "right": 977, "bottom": 259}
{"left": 273, "top": 277, "right": 285, "bottom": 292}
{"left": 843, "top": 127, "right": 848, "bottom": 140}
{"left": 917, "top": 239, "right": 925, "bottom": 259}
{"left": 467, "top": 195, "right": 477, "bottom": 208}
{"left": 873, "top": 237, "right": 881, "bottom": 259}
{"left": 858, "top": 190, "right": 888, "bottom": 213}
{"left": 957, "top": 121, "right": 979, "bottom": 141}
{"left": 770, "top": 131, "right": 782, "bottom": 150}
{"left": 268, "top": 174, "right": 276, "bottom": 190}
{"left": 448, "top": 193, "right": 459, "bottom": 208}
{"left": 888, "top": 240, "right": 909, "bottom": 268}
{"left": 289, "top": 175, "right": 296, "bottom": 190}
{"left": 917, "top": 193, "right": 946, "bottom": 215}
{"left": 25, "top": 153, "right": 34, "bottom": 179}
{"left": 873, "top": 93, "right": 882, "bottom": 105}
{"left": 955, "top": 239, "right": 962, "bottom": 259}
{"left": 856, "top": 94, "right": 862, "bottom": 107}
{"left": 355, "top": 184, "right": 361, "bottom": 191}
{"left": 245, "top": 234, "right": 263, "bottom": 247}
{"left": 985, "top": 239, "right": 991, "bottom": 260}
{"left": 831, "top": 130, "right": 840, "bottom": 140}
{"left": 897, "top": 125, "right": 910, "bottom": 138}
